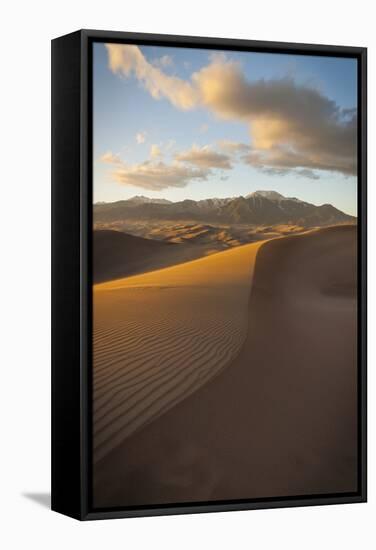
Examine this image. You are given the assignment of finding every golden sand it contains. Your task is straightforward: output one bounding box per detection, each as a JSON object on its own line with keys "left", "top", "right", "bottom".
{"left": 93, "top": 241, "right": 265, "bottom": 462}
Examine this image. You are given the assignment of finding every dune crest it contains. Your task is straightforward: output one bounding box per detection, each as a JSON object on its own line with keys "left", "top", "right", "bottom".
{"left": 93, "top": 241, "right": 265, "bottom": 462}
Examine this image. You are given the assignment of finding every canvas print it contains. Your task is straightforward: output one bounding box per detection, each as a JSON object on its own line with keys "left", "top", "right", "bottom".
{"left": 92, "top": 42, "right": 358, "bottom": 508}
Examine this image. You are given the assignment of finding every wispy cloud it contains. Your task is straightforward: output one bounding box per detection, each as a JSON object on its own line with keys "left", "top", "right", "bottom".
{"left": 152, "top": 54, "right": 174, "bottom": 68}
{"left": 150, "top": 144, "right": 162, "bottom": 158}
{"left": 100, "top": 152, "right": 209, "bottom": 191}
{"left": 242, "top": 142, "right": 355, "bottom": 176}
{"left": 100, "top": 138, "right": 325, "bottom": 192}
{"left": 106, "top": 44, "right": 199, "bottom": 110}
{"left": 100, "top": 142, "right": 231, "bottom": 191}
{"left": 100, "top": 151, "right": 123, "bottom": 165}
{"left": 106, "top": 44, "right": 357, "bottom": 177}
{"left": 174, "top": 144, "right": 232, "bottom": 169}
{"left": 136, "top": 131, "right": 147, "bottom": 144}
{"left": 217, "top": 140, "right": 251, "bottom": 154}
{"left": 255, "top": 165, "right": 320, "bottom": 180}
{"left": 165, "top": 139, "right": 176, "bottom": 151}
{"left": 113, "top": 161, "right": 208, "bottom": 191}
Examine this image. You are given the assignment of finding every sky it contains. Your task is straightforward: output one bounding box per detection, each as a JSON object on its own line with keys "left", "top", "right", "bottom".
{"left": 93, "top": 42, "right": 358, "bottom": 215}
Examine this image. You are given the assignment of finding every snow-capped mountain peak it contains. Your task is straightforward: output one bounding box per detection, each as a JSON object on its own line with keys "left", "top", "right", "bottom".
{"left": 247, "top": 190, "right": 286, "bottom": 201}
{"left": 128, "top": 195, "right": 172, "bottom": 205}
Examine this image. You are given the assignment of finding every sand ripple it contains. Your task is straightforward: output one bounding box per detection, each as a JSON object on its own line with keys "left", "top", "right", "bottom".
{"left": 93, "top": 242, "right": 264, "bottom": 462}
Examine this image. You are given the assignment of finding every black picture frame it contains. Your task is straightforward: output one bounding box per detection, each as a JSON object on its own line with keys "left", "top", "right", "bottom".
{"left": 51, "top": 29, "right": 367, "bottom": 520}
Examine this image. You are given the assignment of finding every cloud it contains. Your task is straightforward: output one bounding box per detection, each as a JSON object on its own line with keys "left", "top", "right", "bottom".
{"left": 165, "top": 139, "right": 176, "bottom": 151}
{"left": 242, "top": 138, "right": 356, "bottom": 176}
{"left": 153, "top": 54, "right": 174, "bottom": 68}
{"left": 106, "top": 44, "right": 199, "bottom": 110}
{"left": 174, "top": 144, "right": 232, "bottom": 169}
{"left": 106, "top": 44, "right": 357, "bottom": 177}
{"left": 112, "top": 161, "right": 208, "bottom": 191}
{"left": 217, "top": 140, "right": 251, "bottom": 154}
{"left": 100, "top": 151, "right": 122, "bottom": 164}
{"left": 136, "top": 131, "right": 147, "bottom": 144}
{"left": 194, "top": 62, "right": 357, "bottom": 176}
{"left": 255, "top": 165, "right": 320, "bottom": 180}
{"left": 100, "top": 151, "right": 209, "bottom": 190}
{"left": 150, "top": 144, "right": 162, "bottom": 158}
{"left": 101, "top": 140, "right": 325, "bottom": 192}
{"left": 296, "top": 169, "right": 320, "bottom": 180}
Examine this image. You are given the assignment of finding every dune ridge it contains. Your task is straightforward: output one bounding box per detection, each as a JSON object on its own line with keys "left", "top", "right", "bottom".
{"left": 93, "top": 225, "right": 358, "bottom": 507}
{"left": 93, "top": 240, "right": 265, "bottom": 463}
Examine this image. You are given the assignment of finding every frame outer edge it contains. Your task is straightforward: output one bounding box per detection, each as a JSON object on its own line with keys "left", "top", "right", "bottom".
{"left": 51, "top": 30, "right": 83, "bottom": 520}
{"left": 360, "top": 47, "right": 367, "bottom": 502}
{"left": 80, "top": 29, "right": 90, "bottom": 520}
{"left": 54, "top": 29, "right": 367, "bottom": 520}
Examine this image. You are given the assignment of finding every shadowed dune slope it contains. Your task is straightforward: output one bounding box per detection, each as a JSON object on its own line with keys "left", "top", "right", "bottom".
{"left": 94, "top": 230, "right": 178, "bottom": 283}
{"left": 93, "top": 240, "right": 265, "bottom": 463}
{"left": 93, "top": 225, "right": 358, "bottom": 507}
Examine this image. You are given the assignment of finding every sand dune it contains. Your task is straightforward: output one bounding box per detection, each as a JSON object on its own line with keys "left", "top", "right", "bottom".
{"left": 93, "top": 230, "right": 209, "bottom": 283}
{"left": 93, "top": 240, "right": 265, "bottom": 462}
{"left": 94, "top": 219, "right": 308, "bottom": 250}
{"left": 93, "top": 225, "right": 357, "bottom": 507}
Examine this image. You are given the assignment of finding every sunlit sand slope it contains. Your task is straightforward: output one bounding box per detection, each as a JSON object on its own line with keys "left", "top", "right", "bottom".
{"left": 93, "top": 241, "right": 265, "bottom": 462}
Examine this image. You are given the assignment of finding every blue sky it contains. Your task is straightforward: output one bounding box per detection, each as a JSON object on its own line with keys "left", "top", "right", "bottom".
{"left": 93, "top": 42, "right": 357, "bottom": 215}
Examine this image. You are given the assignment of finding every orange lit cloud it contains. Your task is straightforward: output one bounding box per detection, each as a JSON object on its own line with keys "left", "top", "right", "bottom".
{"left": 101, "top": 153, "right": 209, "bottom": 191}
{"left": 174, "top": 144, "right": 232, "bottom": 169}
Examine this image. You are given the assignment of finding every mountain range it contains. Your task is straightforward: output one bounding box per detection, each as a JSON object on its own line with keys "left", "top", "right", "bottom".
{"left": 94, "top": 191, "right": 356, "bottom": 227}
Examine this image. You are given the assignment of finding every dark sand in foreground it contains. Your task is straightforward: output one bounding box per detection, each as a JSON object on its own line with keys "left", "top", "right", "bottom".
{"left": 93, "top": 225, "right": 357, "bottom": 507}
